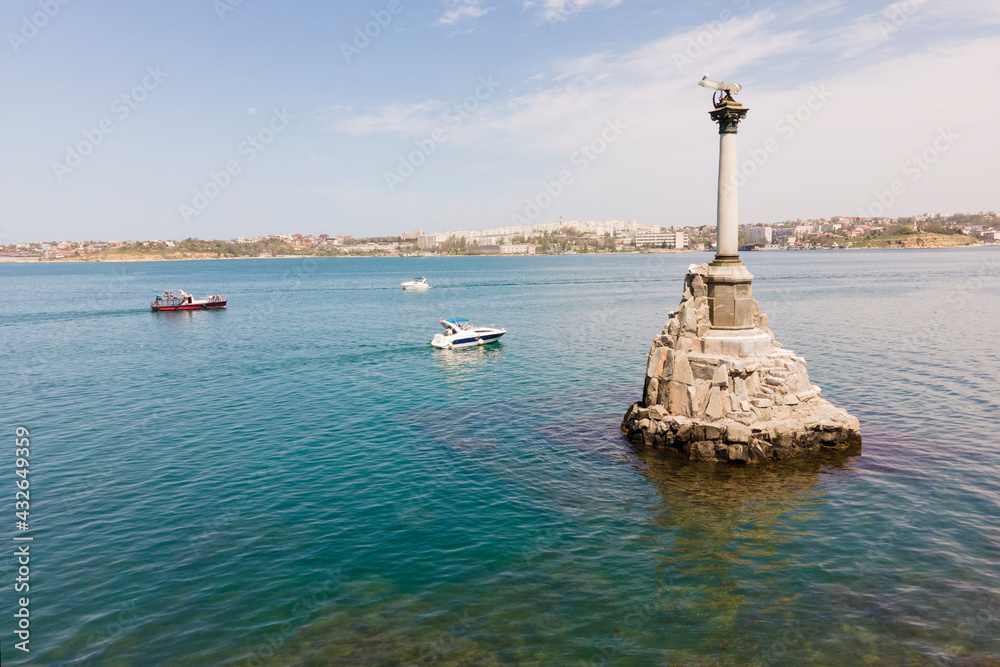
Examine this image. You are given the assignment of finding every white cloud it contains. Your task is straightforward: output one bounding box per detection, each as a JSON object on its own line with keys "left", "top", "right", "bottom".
{"left": 525, "top": 0, "right": 624, "bottom": 23}
{"left": 435, "top": 0, "right": 492, "bottom": 26}
{"left": 329, "top": 101, "right": 445, "bottom": 137}
{"left": 323, "top": 6, "right": 1000, "bottom": 230}
{"left": 782, "top": 0, "right": 848, "bottom": 23}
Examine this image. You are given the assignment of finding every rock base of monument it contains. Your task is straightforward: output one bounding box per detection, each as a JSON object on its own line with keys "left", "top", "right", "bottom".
{"left": 621, "top": 263, "right": 861, "bottom": 463}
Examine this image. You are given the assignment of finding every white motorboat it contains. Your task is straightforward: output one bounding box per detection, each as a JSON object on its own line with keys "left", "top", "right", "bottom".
{"left": 401, "top": 277, "right": 430, "bottom": 290}
{"left": 430, "top": 319, "right": 507, "bottom": 349}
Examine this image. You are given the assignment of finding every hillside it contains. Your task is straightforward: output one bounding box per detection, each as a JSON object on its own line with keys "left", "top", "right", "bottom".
{"left": 850, "top": 232, "right": 977, "bottom": 249}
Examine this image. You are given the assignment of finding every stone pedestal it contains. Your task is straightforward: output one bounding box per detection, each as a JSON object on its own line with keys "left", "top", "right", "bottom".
{"left": 621, "top": 264, "right": 861, "bottom": 463}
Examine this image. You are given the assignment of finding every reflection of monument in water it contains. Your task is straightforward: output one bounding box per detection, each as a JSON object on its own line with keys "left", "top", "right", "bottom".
{"left": 622, "top": 78, "right": 861, "bottom": 463}
{"left": 628, "top": 443, "right": 861, "bottom": 660}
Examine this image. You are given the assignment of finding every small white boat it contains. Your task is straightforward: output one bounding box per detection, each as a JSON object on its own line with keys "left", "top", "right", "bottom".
{"left": 401, "top": 277, "right": 430, "bottom": 290}
{"left": 431, "top": 319, "right": 507, "bottom": 349}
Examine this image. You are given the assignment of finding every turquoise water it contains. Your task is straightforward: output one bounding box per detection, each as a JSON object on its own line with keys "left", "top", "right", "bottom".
{"left": 2, "top": 249, "right": 999, "bottom": 666}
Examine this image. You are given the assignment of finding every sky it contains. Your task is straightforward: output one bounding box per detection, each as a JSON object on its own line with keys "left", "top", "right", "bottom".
{"left": 1, "top": 0, "right": 998, "bottom": 243}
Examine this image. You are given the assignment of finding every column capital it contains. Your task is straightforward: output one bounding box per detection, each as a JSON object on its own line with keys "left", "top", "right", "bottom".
{"left": 709, "top": 98, "right": 749, "bottom": 134}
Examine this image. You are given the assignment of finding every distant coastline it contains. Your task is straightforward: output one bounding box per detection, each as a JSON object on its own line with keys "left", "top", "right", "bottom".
{"left": 5, "top": 213, "right": 997, "bottom": 262}
{"left": 6, "top": 239, "right": 994, "bottom": 264}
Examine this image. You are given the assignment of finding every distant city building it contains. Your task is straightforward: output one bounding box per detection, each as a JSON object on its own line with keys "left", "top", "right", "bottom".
{"left": 401, "top": 229, "right": 422, "bottom": 241}
{"left": 417, "top": 232, "right": 453, "bottom": 249}
{"left": 635, "top": 231, "right": 686, "bottom": 248}
{"left": 466, "top": 244, "right": 501, "bottom": 255}
{"left": 499, "top": 244, "right": 536, "bottom": 255}
{"left": 772, "top": 228, "right": 796, "bottom": 245}
{"left": 745, "top": 227, "right": 773, "bottom": 245}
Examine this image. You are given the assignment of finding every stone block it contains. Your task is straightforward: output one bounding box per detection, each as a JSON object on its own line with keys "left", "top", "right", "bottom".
{"left": 691, "top": 360, "right": 718, "bottom": 382}
{"left": 646, "top": 347, "right": 667, "bottom": 379}
{"left": 680, "top": 305, "right": 698, "bottom": 333}
{"left": 703, "top": 423, "right": 725, "bottom": 440}
{"left": 693, "top": 382, "right": 711, "bottom": 416}
{"left": 748, "top": 442, "right": 767, "bottom": 461}
{"left": 656, "top": 379, "right": 670, "bottom": 406}
{"left": 796, "top": 389, "right": 819, "bottom": 402}
{"left": 733, "top": 376, "right": 749, "bottom": 402}
{"left": 726, "top": 424, "right": 752, "bottom": 443}
{"left": 675, "top": 421, "right": 695, "bottom": 442}
{"left": 666, "top": 381, "right": 691, "bottom": 417}
{"left": 711, "top": 363, "right": 729, "bottom": 388}
{"left": 714, "top": 442, "right": 730, "bottom": 460}
{"left": 672, "top": 351, "right": 695, "bottom": 385}
{"left": 705, "top": 387, "right": 727, "bottom": 421}
{"left": 644, "top": 377, "right": 659, "bottom": 406}
{"left": 691, "top": 441, "right": 716, "bottom": 461}
{"left": 648, "top": 405, "right": 666, "bottom": 421}
{"left": 691, "top": 274, "right": 707, "bottom": 298}
{"left": 727, "top": 444, "right": 748, "bottom": 462}
{"left": 676, "top": 336, "right": 701, "bottom": 353}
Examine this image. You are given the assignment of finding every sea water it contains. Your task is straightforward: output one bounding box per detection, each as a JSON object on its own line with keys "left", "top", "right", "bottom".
{"left": 1, "top": 248, "right": 999, "bottom": 665}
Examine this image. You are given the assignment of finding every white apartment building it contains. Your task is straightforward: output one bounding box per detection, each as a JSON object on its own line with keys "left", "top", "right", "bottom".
{"left": 635, "top": 230, "right": 686, "bottom": 248}
{"left": 746, "top": 227, "right": 773, "bottom": 245}
{"left": 417, "top": 232, "right": 454, "bottom": 249}
{"left": 499, "top": 244, "right": 536, "bottom": 254}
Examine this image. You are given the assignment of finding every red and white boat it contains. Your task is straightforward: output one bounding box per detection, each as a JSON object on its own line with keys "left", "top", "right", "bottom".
{"left": 151, "top": 290, "right": 226, "bottom": 312}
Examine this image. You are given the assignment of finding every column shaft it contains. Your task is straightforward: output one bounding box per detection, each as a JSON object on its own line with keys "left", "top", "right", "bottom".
{"left": 716, "top": 132, "right": 739, "bottom": 260}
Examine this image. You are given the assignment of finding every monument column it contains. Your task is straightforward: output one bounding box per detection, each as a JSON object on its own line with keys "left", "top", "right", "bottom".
{"left": 698, "top": 81, "right": 768, "bottom": 353}
{"left": 713, "top": 106, "right": 745, "bottom": 261}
